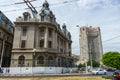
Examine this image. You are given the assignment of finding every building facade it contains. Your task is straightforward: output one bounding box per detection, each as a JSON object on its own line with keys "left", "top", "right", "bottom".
{"left": 11, "top": 1, "right": 73, "bottom": 67}
{"left": 0, "top": 11, "right": 14, "bottom": 67}
{"left": 79, "top": 26, "right": 103, "bottom": 62}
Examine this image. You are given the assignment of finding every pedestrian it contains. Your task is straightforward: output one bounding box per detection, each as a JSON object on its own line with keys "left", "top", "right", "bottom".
{"left": 7, "top": 68, "right": 9, "bottom": 73}
{"left": 70, "top": 68, "right": 73, "bottom": 73}
{"left": 6, "top": 68, "right": 9, "bottom": 74}
{"left": 0, "top": 68, "right": 3, "bottom": 74}
{"left": 62, "top": 67, "right": 63, "bottom": 74}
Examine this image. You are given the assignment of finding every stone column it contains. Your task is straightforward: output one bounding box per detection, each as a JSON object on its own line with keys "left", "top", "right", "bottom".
{"left": 55, "top": 32, "right": 58, "bottom": 50}
{"left": 44, "top": 27, "right": 48, "bottom": 48}
{"left": 53, "top": 30, "right": 56, "bottom": 49}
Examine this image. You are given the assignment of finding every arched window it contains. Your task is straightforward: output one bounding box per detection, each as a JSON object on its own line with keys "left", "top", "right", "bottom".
{"left": 37, "top": 56, "right": 44, "bottom": 64}
{"left": 18, "top": 55, "right": 25, "bottom": 65}
{"left": 41, "top": 16, "right": 44, "bottom": 21}
{"left": 48, "top": 56, "right": 53, "bottom": 66}
{"left": 23, "top": 12, "right": 31, "bottom": 21}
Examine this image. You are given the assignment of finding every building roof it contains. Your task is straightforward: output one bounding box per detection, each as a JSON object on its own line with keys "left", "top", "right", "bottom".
{"left": 0, "top": 11, "right": 14, "bottom": 34}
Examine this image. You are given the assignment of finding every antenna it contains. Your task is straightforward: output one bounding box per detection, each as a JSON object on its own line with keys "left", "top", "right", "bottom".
{"left": 23, "top": 0, "right": 38, "bottom": 18}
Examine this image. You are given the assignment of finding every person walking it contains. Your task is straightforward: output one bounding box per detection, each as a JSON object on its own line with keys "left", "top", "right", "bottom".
{"left": 0, "top": 68, "right": 3, "bottom": 74}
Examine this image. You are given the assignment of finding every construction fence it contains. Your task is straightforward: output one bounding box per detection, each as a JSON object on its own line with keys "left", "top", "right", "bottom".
{"left": 0, "top": 67, "right": 78, "bottom": 74}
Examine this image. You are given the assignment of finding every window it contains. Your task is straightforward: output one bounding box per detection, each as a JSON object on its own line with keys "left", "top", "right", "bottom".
{"left": 22, "top": 27, "right": 27, "bottom": 36}
{"left": 50, "top": 17, "right": 52, "bottom": 22}
{"left": 48, "top": 28, "right": 52, "bottom": 37}
{"left": 83, "top": 28, "right": 84, "bottom": 31}
{"left": 18, "top": 55, "right": 25, "bottom": 66}
{"left": 57, "top": 36, "right": 59, "bottom": 44}
{"left": 4, "top": 20, "right": 8, "bottom": 28}
{"left": 60, "top": 48, "right": 63, "bottom": 53}
{"left": 48, "top": 41, "right": 52, "bottom": 48}
{"left": 69, "top": 44, "right": 71, "bottom": 49}
{"left": 24, "top": 15, "right": 28, "bottom": 21}
{"left": 60, "top": 40, "right": 63, "bottom": 46}
{"left": 5, "top": 45, "right": 9, "bottom": 56}
{"left": 0, "top": 42, "right": 2, "bottom": 53}
{"left": 41, "top": 16, "right": 44, "bottom": 21}
{"left": 58, "top": 58, "right": 61, "bottom": 67}
{"left": 21, "top": 40, "right": 26, "bottom": 48}
{"left": 69, "top": 52, "right": 71, "bottom": 56}
{"left": 0, "top": 32, "right": 1, "bottom": 38}
{"left": 40, "top": 28, "right": 44, "bottom": 37}
{"left": 40, "top": 40, "right": 44, "bottom": 48}
{"left": 37, "top": 56, "right": 44, "bottom": 64}
{"left": 48, "top": 56, "right": 53, "bottom": 66}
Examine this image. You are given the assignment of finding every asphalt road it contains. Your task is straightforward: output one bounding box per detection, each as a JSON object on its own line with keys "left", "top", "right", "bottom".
{"left": 106, "top": 71, "right": 114, "bottom": 76}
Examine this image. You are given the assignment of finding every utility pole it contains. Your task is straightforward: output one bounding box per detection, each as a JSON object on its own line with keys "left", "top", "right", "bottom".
{"left": 85, "top": 58, "right": 88, "bottom": 73}
{"left": 89, "top": 42, "right": 93, "bottom": 71}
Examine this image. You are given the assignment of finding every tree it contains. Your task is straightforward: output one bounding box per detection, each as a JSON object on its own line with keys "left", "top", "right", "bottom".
{"left": 78, "top": 63, "right": 85, "bottom": 68}
{"left": 87, "top": 59, "right": 100, "bottom": 67}
{"left": 78, "top": 59, "right": 100, "bottom": 68}
{"left": 102, "top": 52, "right": 120, "bottom": 69}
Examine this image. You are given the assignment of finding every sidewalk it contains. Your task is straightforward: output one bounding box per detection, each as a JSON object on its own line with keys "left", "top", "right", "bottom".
{"left": 0, "top": 72, "right": 92, "bottom": 78}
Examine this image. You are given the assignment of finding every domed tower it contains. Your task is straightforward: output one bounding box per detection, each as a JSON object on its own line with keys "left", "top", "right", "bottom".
{"left": 39, "top": 0, "right": 56, "bottom": 23}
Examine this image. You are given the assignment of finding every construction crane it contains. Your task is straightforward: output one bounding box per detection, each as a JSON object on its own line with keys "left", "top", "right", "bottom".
{"left": 23, "top": 0, "right": 38, "bottom": 18}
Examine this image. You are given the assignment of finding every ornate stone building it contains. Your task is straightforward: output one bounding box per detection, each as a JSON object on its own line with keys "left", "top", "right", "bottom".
{"left": 0, "top": 11, "right": 14, "bottom": 67}
{"left": 11, "top": 1, "right": 73, "bottom": 67}
{"left": 79, "top": 26, "right": 103, "bottom": 62}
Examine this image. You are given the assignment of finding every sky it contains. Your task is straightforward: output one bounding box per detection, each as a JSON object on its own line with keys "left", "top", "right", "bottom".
{"left": 0, "top": 0, "right": 120, "bottom": 55}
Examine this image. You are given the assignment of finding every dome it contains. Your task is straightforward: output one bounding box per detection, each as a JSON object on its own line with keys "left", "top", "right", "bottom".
{"left": 39, "top": 0, "right": 56, "bottom": 22}
{"left": 42, "top": 0, "right": 49, "bottom": 10}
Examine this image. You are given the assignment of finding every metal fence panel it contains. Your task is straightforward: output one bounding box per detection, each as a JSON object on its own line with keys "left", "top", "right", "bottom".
{"left": 1, "top": 67, "right": 77, "bottom": 74}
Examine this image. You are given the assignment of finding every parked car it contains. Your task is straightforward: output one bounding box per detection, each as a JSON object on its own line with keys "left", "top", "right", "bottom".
{"left": 105, "top": 67, "right": 116, "bottom": 71}
{"left": 92, "top": 68, "right": 107, "bottom": 75}
{"left": 113, "top": 70, "right": 120, "bottom": 80}
{"left": 79, "top": 67, "right": 86, "bottom": 71}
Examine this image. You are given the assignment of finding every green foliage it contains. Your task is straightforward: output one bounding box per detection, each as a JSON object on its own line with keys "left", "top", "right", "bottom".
{"left": 78, "top": 60, "right": 99, "bottom": 68}
{"left": 87, "top": 59, "right": 100, "bottom": 67}
{"left": 102, "top": 52, "right": 120, "bottom": 69}
{"left": 102, "top": 76, "right": 113, "bottom": 79}
{"left": 78, "top": 63, "right": 85, "bottom": 68}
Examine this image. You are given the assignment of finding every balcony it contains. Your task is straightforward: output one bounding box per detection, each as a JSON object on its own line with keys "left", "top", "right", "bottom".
{"left": 36, "top": 48, "right": 58, "bottom": 53}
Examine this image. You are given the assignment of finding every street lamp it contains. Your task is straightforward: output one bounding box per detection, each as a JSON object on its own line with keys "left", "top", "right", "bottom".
{"left": 33, "top": 48, "right": 36, "bottom": 67}
{"left": 89, "top": 42, "right": 93, "bottom": 71}
{"left": 84, "top": 59, "right": 88, "bottom": 73}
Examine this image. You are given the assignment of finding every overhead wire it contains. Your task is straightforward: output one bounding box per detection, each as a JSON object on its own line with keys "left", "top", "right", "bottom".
{"left": 1, "top": 0, "right": 81, "bottom": 13}
{"left": 103, "top": 34, "right": 120, "bottom": 43}
{"left": 0, "top": 0, "right": 37, "bottom": 7}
